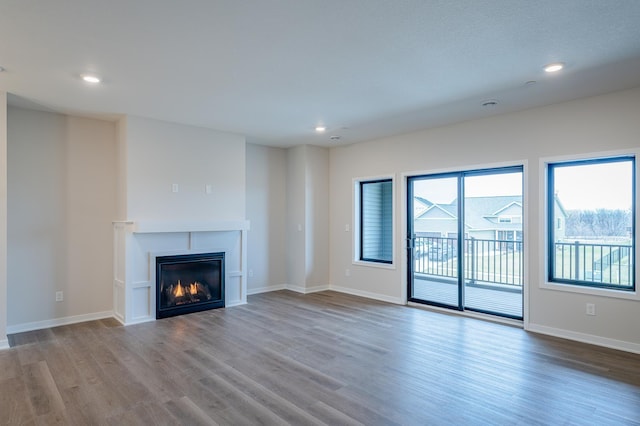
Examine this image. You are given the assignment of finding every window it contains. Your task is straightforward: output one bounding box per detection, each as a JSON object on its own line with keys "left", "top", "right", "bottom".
{"left": 548, "top": 156, "right": 635, "bottom": 291}
{"left": 359, "top": 179, "right": 393, "bottom": 263}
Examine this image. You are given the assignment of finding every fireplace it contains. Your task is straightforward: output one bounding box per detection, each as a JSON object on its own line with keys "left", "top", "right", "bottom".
{"left": 156, "top": 252, "right": 225, "bottom": 319}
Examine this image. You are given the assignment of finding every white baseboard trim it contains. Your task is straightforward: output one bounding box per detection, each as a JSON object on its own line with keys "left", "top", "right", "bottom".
{"left": 246, "top": 283, "right": 403, "bottom": 305}
{"left": 286, "top": 284, "right": 331, "bottom": 294}
{"left": 247, "top": 284, "right": 331, "bottom": 295}
{"left": 6, "top": 311, "right": 115, "bottom": 335}
{"left": 0, "top": 338, "right": 9, "bottom": 350}
{"left": 330, "top": 285, "right": 404, "bottom": 305}
{"left": 113, "top": 312, "right": 125, "bottom": 326}
{"left": 120, "top": 317, "right": 155, "bottom": 326}
{"left": 225, "top": 300, "right": 248, "bottom": 308}
{"left": 247, "top": 284, "right": 288, "bottom": 295}
{"left": 526, "top": 323, "right": 640, "bottom": 355}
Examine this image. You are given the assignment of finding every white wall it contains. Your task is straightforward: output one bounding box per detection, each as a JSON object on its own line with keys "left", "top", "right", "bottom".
{"left": 122, "top": 116, "right": 246, "bottom": 221}
{"left": 304, "top": 145, "right": 329, "bottom": 289}
{"left": 286, "top": 146, "right": 307, "bottom": 290}
{"left": 330, "top": 86, "right": 640, "bottom": 350}
{"left": 0, "top": 93, "right": 7, "bottom": 346}
{"left": 115, "top": 117, "right": 128, "bottom": 220}
{"left": 7, "top": 107, "right": 116, "bottom": 329}
{"left": 285, "top": 145, "right": 330, "bottom": 292}
{"left": 245, "top": 143, "right": 287, "bottom": 293}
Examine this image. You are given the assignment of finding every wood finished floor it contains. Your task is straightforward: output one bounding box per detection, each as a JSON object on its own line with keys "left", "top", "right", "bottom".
{"left": 1, "top": 291, "right": 640, "bottom": 425}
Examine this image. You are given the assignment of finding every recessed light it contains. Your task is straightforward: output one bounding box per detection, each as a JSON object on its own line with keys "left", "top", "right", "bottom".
{"left": 81, "top": 74, "right": 101, "bottom": 84}
{"left": 315, "top": 126, "right": 326, "bottom": 133}
{"left": 544, "top": 62, "right": 564, "bottom": 73}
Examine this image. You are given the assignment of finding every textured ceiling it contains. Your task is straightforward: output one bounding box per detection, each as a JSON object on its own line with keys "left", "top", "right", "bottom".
{"left": 1, "top": 0, "right": 640, "bottom": 147}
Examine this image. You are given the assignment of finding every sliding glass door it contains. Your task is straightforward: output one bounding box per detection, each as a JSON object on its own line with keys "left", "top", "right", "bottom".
{"left": 408, "top": 167, "right": 523, "bottom": 319}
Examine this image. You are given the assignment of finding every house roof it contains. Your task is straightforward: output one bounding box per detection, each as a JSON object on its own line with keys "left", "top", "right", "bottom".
{"left": 415, "top": 195, "right": 523, "bottom": 230}
{"left": 465, "top": 196, "right": 522, "bottom": 230}
{"left": 2, "top": 1, "right": 640, "bottom": 147}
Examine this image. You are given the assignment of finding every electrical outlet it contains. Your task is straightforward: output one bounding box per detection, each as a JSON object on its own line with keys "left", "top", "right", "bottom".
{"left": 172, "top": 183, "right": 179, "bottom": 193}
{"left": 248, "top": 269, "right": 254, "bottom": 277}
{"left": 345, "top": 269, "right": 350, "bottom": 277}
{"left": 345, "top": 224, "right": 350, "bottom": 232}
{"left": 586, "top": 303, "right": 596, "bottom": 316}
{"left": 55, "top": 291, "right": 63, "bottom": 302}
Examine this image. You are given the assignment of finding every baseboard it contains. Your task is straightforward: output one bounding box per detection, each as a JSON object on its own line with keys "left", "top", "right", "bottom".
{"left": 6, "top": 311, "right": 114, "bottom": 335}
{"left": 526, "top": 323, "right": 640, "bottom": 355}
{"left": 113, "top": 312, "right": 125, "bottom": 326}
{"left": 0, "top": 338, "right": 9, "bottom": 350}
{"left": 286, "top": 284, "right": 331, "bottom": 294}
{"left": 329, "top": 285, "right": 404, "bottom": 305}
{"left": 247, "top": 284, "right": 288, "bottom": 295}
{"left": 246, "top": 283, "right": 403, "bottom": 305}
{"left": 248, "top": 284, "right": 330, "bottom": 295}
{"left": 119, "top": 317, "right": 155, "bottom": 326}
{"left": 225, "top": 300, "right": 248, "bottom": 308}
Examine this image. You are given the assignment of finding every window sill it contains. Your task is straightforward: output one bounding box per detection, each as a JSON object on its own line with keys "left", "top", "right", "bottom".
{"left": 540, "top": 281, "right": 639, "bottom": 301}
{"left": 353, "top": 260, "right": 396, "bottom": 270}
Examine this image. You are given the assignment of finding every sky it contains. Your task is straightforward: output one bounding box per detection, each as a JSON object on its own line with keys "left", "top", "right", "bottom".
{"left": 553, "top": 161, "right": 632, "bottom": 211}
{"left": 413, "top": 172, "right": 522, "bottom": 204}
{"left": 412, "top": 162, "right": 632, "bottom": 211}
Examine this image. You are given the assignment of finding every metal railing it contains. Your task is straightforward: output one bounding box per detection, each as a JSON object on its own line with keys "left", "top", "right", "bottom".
{"left": 554, "top": 241, "right": 633, "bottom": 287}
{"left": 415, "top": 236, "right": 633, "bottom": 289}
{"left": 414, "top": 236, "right": 523, "bottom": 287}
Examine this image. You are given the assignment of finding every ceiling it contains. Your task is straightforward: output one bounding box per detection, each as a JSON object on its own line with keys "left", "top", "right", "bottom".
{"left": 1, "top": 1, "right": 640, "bottom": 148}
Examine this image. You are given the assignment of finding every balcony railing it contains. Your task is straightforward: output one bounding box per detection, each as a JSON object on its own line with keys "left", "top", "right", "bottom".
{"left": 414, "top": 236, "right": 523, "bottom": 287}
{"left": 414, "top": 236, "right": 633, "bottom": 289}
{"left": 554, "top": 241, "right": 633, "bottom": 287}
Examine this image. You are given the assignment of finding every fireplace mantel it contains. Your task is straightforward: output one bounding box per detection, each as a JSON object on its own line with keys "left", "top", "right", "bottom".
{"left": 113, "top": 220, "right": 250, "bottom": 234}
{"left": 112, "top": 219, "right": 249, "bottom": 325}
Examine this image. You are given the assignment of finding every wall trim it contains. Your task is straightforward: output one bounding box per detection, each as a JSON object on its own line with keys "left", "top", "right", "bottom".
{"left": 247, "top": 284, "right": 288, "bottom": 295}
{"left": 248, "top": 284, "right": 331, "bottom": 295}
{"left": 0, "top": 339, "right": 9, "bottom": 350}
{"left": 113, "top": 316, "right": 155, "bottom": 327}
{"left": 6, "top": 311, "right": 115, "bottom": 335}
{"left": 526, "top": 323, "right": 640, "bottom": 355}
{"left": 287, "top": 284, "right": 331, "bottom": 294}
{"left": 330, "top": 285, "right": 404, "bottom": 305}
{"left": 246, "top": 283, "right": 404, "bottom": 305}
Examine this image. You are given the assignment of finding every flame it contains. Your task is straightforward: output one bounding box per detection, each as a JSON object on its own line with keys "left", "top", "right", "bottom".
{"left": 172, "top": 280, "right": 202, "bottom": 298}
{"left": 189, "top": 282, "right": 198, "bottom": 295}
{"left": 173, "top": 280, "right": 185, "bottom": 297}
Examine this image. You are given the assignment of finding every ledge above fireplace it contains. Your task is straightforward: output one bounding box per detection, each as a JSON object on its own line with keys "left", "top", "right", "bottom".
{"left": 113, "top": 220, "right": 250, "bottom": 234}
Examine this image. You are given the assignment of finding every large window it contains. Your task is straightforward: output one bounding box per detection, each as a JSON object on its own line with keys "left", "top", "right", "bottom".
{"left": 548, "top": 156, "right": 635, "bottom": 291}
{"left": 359, "top": 179, "right": 393, "bottom": 264}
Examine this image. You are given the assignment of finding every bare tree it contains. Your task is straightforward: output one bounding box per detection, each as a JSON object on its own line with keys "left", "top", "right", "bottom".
{"left": 565, "top": 209, "right": 631, "bottom": 237}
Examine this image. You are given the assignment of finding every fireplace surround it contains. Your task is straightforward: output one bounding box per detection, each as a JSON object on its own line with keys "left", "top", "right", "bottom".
{"left": 113, "top": 220, "right": 249, "bottom": 325}
{"left": 156, "top": 252, "right": 225, "bottom": 319}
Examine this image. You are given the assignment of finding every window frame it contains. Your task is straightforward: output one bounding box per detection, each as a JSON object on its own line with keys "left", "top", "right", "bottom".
{"left": 354, "top": 176, "right": 395, "bottom": 268}
{"left": 542, "top": 152, "right": 637, "bottom": 298}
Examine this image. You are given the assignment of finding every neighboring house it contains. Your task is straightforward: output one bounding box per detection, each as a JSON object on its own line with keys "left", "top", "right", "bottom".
{"left": 414, "top": 195, "right": 568, "bottom": 243}
{"left": 553, "top": 194, "right": 568, "bottom": 241}
{"left": 413, "top": 196, "right": 433, "bottom": 218}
